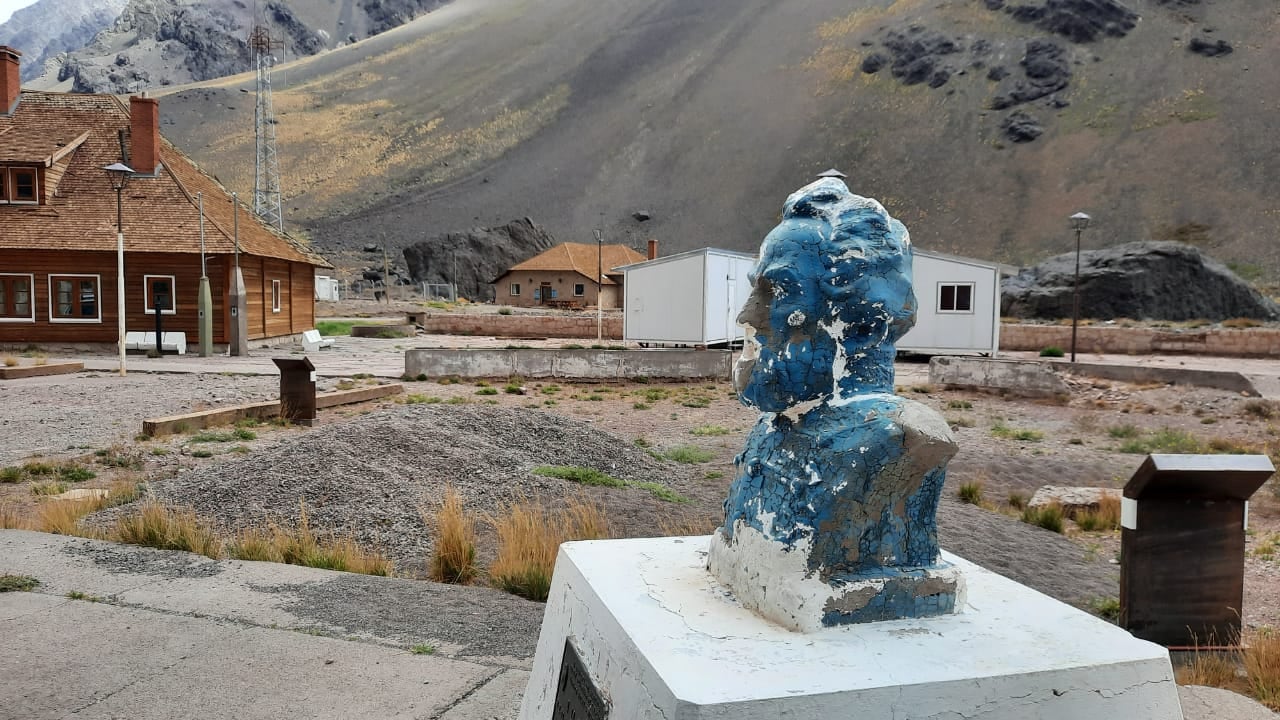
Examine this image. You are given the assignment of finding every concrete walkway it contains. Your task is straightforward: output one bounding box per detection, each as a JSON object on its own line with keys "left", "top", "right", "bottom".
{"left": 0, "top": 531, "right": 537, "bottom": 720}
{"left": 1, "top": 531, "right": 1275, "bottom": 719}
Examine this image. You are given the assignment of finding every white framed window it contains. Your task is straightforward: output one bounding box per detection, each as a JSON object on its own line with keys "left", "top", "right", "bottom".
{"left": 510, "top": 283, "right": 521, "bottom": 296}
{"left": 48, "top": 274, "right": 102, "bottom": 323}
{"left": 573, "top": 283, "right": 585, "bottom": 297}
{"left": 0, "top": 167, "right": 38, "bottom": 204}
{"left": 0, "top": 273, "right": 35, "bottom": 322}
{"left": 271, "top": 279, "right": 282, "bottom": 313}
{"left": 143, "top": 275, "right": 176, "bottom": 315}
{"left": 937, "top": 282, "right": 975, "bottom": 313}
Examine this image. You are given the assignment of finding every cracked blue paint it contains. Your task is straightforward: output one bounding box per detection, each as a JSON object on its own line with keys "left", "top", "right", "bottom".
{"left": 720, "top": 178, "right": 959, "bottom": 625}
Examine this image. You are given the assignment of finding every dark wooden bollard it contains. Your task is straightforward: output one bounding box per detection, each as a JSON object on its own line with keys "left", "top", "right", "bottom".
{"left": 1120, "top": 454, "right": 1274, "bottom": 647}
{"left": 272, "top": 357, "right": 317, "bottom": 426}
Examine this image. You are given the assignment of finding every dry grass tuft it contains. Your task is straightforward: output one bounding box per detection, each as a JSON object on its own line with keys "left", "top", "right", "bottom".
{"left": 1075, "top": 494, "right": 1122, "bottom": 532}
{"left": 228, "top": 503, "right": 391, "bottom": 576}
{"left": 34, "top": 479, "right": 139, "bottom": 536}
{"left": 113, "top": 502, "right": 223, "bottom": 559}
{"left": 0, "top": 502, "right": 31, "bottom": 530}
{"left": 428, "top": 487, "right": 478, "bottom": 584}
{"left": 658, "top": 513, "right": 720, "bottom": 537}
{"left": 1244, "top": 628, "right": 1280, "bottom": 710}
{"left": 487, "top": 497, "right": 613, "bottom": 602}
{"left": 1177, "top": 650, "right": 1243, "bottom": 691}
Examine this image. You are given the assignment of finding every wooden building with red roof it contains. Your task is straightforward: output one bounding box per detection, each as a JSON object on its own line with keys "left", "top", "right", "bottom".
{"left": 0, "top": 45, "right": 329, "bottom": 347}
{"left": 492, "top": 242, "right": 648, "bottom": 309}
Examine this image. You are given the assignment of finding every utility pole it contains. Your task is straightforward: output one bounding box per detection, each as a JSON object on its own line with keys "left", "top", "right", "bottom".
{"left": 595, "top": 228, "right": 603, "bottom": 341}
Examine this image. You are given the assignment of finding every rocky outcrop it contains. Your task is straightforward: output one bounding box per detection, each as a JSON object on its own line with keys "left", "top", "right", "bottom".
{"left": 402, "top": 218, "right": 556, "bottom": 302}
{"left": 0, "top": 0, "right": 127, "bottom": 80}
{"left": 1001, "top": 242, "right": 1280, "bottom": 321}
{"left": 27, "top": 0, "right": 448, "bottom": 94}
{"left": 988, "top": 0, "right": 1139, "bottom": 43}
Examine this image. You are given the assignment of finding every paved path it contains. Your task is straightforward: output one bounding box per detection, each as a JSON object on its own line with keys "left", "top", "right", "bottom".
{"left": 2, "top": 531, "right": 1275, "bottom": 719}
{"left": 0, "top": 531, "right": 537, "bottom": 720}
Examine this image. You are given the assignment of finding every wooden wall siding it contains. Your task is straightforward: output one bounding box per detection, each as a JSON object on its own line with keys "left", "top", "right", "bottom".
{"left": 263, "top": 258, "right": 292, "bottom": 339}
{"left": 0, "top": 250, "right": 307, "bottom": 345}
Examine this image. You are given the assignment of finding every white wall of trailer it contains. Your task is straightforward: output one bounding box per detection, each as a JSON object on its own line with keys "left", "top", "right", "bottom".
{"left": 621, "top": 249, "right": 755, "bottom": 345}
{"left": 898, "top": 250, "right": 1000, "bottom": 355}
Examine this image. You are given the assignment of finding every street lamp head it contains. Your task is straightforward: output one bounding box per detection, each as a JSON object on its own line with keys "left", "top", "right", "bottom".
{"left": 1070, "top": 212, "right": 1092, "bottom": 231}
{"left": 103, "top": 162, "right": 135, "bottom": 190}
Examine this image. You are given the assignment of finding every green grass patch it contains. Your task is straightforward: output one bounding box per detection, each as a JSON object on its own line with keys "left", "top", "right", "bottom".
{"left": 665, "top": 446, "right": 715, "bottom": 464}
{"left": 1021, "top": 504, "right": 1064, "bottom": 534}
{"left": 1039, "top": 346, "right": 1065, "bottom": 357}
{"left": 0, "top": 575, "right": 39, "bottom": 592}
{"left": 946, "top": 400, "right": 973, "bottom": 410}
{"left": 315, "top": 320, "right": 358, "bottom": 337}
{"left": 31, "top": 481, "right": 68, "bottom": 496}
{"left": 991, "top": 423, "right": 1044, "bottom": 442}
{"left": 1117, "top": 428, "right": 1203, "bottom": 454}
{"left": 681, "top": 397, "right": 711, "bottom": 408}
{"left": 410, "top": 643, "right": 436, "bottom": 655}
{"left": 1107, "top": 424, "right": 1140, "bottom": 439}
{"left": 1090, "top": 596, "right": 1121, "bottom": 622}
{"left": 533, "top": 466, "right": 626, "bottom": 488}
{"left": 631, "top": 482, "right": 690, "bottom": 503}
{"left": 191, "top": 449, "right": 214, "bottom": 459}
{"left": 957, "top": 482, "right": 983, "bottom": 505}
{"left": 476, "top": 387, "right": 499, "bottom": 396}
{"left": 690, "top": 425, "right": 731, "bottom": 437}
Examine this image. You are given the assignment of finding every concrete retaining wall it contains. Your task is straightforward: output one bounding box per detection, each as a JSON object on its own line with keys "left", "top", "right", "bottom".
{"left": 929, "top": 356, "right": 1070, "bottom": 397}
{"left": 405, "top": 348, "right": 732, "bottom": 380}
{"left": 1001, "top": 324, "right": 1280, "bottom": 358}
{"left": 1051, "top": 361, "right": 1259, "bottom": 396}
{"left": 416, "top": 313, "right": 624, "bottom": 340}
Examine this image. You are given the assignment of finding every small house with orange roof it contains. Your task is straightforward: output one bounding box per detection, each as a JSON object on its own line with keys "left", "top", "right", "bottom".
{"left": 0, "top": 45, "right": 329, "bottom": 348}
{"left": 492, "top": 242, "right": 648, "bottom": 309}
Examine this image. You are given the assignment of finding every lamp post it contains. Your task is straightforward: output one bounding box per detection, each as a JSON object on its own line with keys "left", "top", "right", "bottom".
{"left": 104, "top": 162, "right": 134, "bottom": 377}
{"left": 1069, "top": 211, "right": 1092, "bottom": 363}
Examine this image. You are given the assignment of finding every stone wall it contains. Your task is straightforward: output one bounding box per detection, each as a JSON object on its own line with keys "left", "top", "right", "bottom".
{"left": 1000, "top": 324, "right": 1280, "bottom": 358}
{"left": 417, "top": 313, "right": 624, "bottom": 340}
{"left": 404, "top": 348, "right": 732, "bottom": 380}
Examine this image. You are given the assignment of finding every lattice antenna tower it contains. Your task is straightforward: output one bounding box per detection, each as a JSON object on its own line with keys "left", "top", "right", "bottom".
{"left": 250, "top": 24, "right": 283, "bottom": 231}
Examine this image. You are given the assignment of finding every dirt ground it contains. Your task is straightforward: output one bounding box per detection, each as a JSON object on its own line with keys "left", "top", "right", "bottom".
{"left": 3, "top": 348, "right": 1280, "bottom": 628}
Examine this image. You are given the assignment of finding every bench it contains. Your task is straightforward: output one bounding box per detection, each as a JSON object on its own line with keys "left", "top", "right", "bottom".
{"left": 302, "top": 329, "right": 336, "bottom": 352}
{"left": 126, "top": 331, "right": 186, "bottom": 355}
{"left": 123, "top": 331, "right": 146, "bottom": 351}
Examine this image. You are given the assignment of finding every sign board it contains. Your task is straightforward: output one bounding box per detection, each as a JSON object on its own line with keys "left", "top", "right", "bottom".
{"left": 552, "top": 639, "right": 608, "bottom": 720}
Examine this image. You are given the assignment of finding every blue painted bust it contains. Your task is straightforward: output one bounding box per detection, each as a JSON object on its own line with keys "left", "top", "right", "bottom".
{"left": 707, "top": 177, "right": 964, "bottom": 632}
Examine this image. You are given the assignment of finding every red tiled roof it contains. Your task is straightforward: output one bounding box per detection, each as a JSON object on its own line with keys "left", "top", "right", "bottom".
{"left": 507, "top": 243, "right": 646, "bottom": 285}
{"left": 0, "top": 91, "right": 328, "bottom": 267}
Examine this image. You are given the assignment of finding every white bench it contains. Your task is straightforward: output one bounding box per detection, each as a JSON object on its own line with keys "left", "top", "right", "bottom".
{"left": 126, "top": 331, "right": 185, "bottom": 355}
{"left": 162, "top": 332, "right": 187, "bottom": 355}
{"left": 123, "top": 331, "right": 146, "bottom": 351}
{"left": 302, "top": 328, "right": 335, "bottom": 352}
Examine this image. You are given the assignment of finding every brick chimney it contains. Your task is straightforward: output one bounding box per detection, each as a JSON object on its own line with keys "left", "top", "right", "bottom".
{"left": 647, "top": 239, "right": 658, "bottom": 260}
{"left": 0, "top": 46, "right": 20, "bottom": 115}
{"left": 129, "top": 94, "right": 160, "bottom": 175}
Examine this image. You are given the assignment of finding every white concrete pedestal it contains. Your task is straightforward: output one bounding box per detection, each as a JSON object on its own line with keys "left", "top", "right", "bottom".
{"left": 518, "top": 537, "right": 1183, "bottom": 720}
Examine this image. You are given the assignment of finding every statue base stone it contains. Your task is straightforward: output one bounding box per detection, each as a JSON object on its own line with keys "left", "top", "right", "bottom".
{"left": 518, "top": 537, "right": 1183, "bottom": 720}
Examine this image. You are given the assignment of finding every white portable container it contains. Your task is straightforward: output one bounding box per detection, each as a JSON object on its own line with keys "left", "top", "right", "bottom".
{"left": 618, "top": 248, "right": 756, "bottom": 346}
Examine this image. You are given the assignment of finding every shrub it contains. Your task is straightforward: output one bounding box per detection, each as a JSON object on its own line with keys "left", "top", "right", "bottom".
{"left": 22, "top": 462, "right": 54, "bottom": 476}
{"left": 498, "top": 307, "right": 513, "bottom": 315}
{"left": 1007, "top": 491, "right": 1029, "bottom": 510}
{"left": 632, "top": 402, "right": 651, "bottom": 410}
{"left": 1, "top": 356, "right": 17, "bottom": 367}
{"left": 476, "top": 387, "right": 499, "bottom": 396}
{"left": 428, "top": 488, "right": 478, "bottom": 584}
{"left": 1039, "top": 346, "right": 1065, "bottom": 357}
{"left": 1021, "top": 504, "right": 1064, "bottom": 534}
{"left": 30, "top": 481, "right": 68, "bottom": 496}
{"left": 0, "top": 466, "right": 22, "bottom": 483}
{"left": 504, "top": 383, "right": 523, "bottom": 394}
{"left": 1244, "top": 401, "right": 1276, "bottom": 420}
{"left": 946, "top": 400, "right": 973, "bottom": 410}
{"left": 957, "top": 482, "right": 983, "bottom": 505}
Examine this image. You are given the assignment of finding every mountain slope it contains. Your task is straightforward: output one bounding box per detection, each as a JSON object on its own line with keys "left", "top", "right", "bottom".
{"left": 152, "top": 0, "right": 1280, "bottom": 279}
{"left": 0, "top": 0, "right": 127, "bottom": 80}
{"left": 23, "top": 0, "right": 448, "bottom": 93}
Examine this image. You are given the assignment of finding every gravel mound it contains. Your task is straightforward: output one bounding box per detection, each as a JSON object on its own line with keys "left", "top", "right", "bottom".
{"left": 139, "top": 404, "right": 694, "bottom": 572}
{"left": 938, "top": 498, "right": 1117, "bottom": 608}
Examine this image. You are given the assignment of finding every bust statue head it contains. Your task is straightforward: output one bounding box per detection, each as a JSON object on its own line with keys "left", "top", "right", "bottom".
{"left": 735, "top": 178, "right": 917, "bottom": 412}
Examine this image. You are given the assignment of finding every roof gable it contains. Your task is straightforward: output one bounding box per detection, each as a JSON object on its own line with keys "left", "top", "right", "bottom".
{"left": 0, "top": 91, "right": 328, "bottom": 267}
{"left": 507, "top": 243, "right": 647, "bottom": 285}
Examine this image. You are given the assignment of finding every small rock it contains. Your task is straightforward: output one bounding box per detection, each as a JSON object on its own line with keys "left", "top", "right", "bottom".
{"left": 861, "top": 53, "right": 889, "bottom": 74}
{"left": 1188, "top": 37, "right": 1232, "bottom": 57}
{"left": 632, "top": 210, "right": 652, "bottom": 222}
{"left": 1001, "top": 110, "right": 1044, "bottom": 143}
